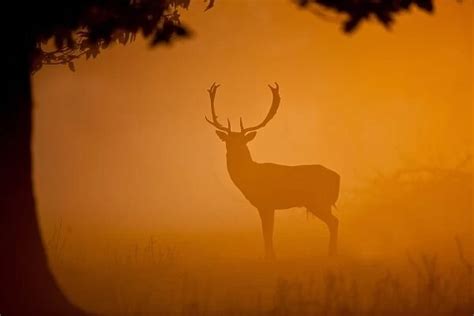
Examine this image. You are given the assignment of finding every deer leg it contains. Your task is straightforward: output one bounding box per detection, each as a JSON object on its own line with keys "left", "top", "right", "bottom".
{"left": 308, "top": 206, "right": 338, "bottom": 256}
{"left": 258, "top": 209, "right": 275, "bottom": 260}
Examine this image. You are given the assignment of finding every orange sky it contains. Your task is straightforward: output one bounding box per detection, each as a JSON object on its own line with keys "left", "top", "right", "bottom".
{"left": 32, "top": 0, "right": 471, "bottom": 242}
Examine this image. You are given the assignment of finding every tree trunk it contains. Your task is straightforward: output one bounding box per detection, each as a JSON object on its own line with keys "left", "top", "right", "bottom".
{"left": 1, "top": 42, "right": 88, "bottom": 315}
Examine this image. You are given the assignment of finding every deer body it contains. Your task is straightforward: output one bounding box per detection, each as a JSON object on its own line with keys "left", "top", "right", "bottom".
{"left": 206, "top": 83, "right": 340, "bottom": 259}
{"left": 226, "top": 149, "right": 340, "bottom": 211}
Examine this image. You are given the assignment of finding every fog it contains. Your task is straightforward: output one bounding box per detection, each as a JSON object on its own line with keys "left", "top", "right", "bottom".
{"left": 31, "top": 0, "right": 471, "bottom": 314}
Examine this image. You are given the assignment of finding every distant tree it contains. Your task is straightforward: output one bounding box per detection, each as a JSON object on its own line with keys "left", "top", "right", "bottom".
{"left": 1, "top": 1, "right": 433, "bottom": 315}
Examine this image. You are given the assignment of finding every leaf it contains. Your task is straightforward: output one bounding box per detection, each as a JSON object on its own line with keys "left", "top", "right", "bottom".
{"left": 175, "top": 25, "right": 190, "bottom": 37}
{"left": 415, "top": 0, "right": 434, "bottom": 12}
{"left": 343, "top": 17, "right": 361, "bottom": 33}
{"left": 55, "top": 34, "right": 64, "bottom": 49}
{"left": 204, "top": 0, "right": 215, "bottom": 11}
{"left": 68, "top": 62, "right": 75, "bottom": 72}
{"left": 90, "top": 46, "right": 100, "bottom": 58}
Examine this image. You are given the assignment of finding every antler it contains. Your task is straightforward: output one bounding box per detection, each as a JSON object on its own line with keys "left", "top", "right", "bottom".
{"left": 205, "top": 83, "right": 232, "bottom": 132}
{"left": 240, "top": 82, "right": 280, "bottom": 134}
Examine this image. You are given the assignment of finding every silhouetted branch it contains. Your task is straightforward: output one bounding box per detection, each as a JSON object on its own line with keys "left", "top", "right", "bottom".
{"left": 28, "top": 0, "right": 439, "bottom": 74}
{"left": 297, "top": 0, "right": 434, "bottom": 32}
{"left": 30, "top": 1, "right": 196, "bottom": 74}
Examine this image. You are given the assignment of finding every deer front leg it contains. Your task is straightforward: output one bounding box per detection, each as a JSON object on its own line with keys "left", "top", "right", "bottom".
{"left": 258, "top": 208, "right": 275, "bottom": 260}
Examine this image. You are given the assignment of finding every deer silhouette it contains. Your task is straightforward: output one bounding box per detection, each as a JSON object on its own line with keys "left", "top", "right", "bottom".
{"left": 205, "top": 83, "right": 340, "bottom": 259}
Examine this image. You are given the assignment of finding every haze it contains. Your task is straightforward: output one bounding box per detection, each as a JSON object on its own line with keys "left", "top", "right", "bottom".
{"left": 33, "top": 0, "right": 471, "bottom": 260}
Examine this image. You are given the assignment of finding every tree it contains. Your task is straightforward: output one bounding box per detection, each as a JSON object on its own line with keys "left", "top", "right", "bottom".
{"left": 298, "top": 0, "right": 433, "bottom": 32}
{"left": 1, "top": 1, "right": 433, "bottom": 315}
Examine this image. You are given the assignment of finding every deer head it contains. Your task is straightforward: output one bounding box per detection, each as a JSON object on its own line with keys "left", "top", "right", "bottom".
{"left": 205, "top": 82, "right": 280, "bottom": 154}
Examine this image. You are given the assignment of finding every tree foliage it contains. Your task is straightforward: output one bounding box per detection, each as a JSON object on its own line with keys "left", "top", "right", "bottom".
{"left": 298, "top": 0, "right": 434, "bottom": 32}
{"left": 29, "top": 0, "right": 195, "bottom": 73}
{"left": 26, "top": 0, "right": 434, "bottom": 74}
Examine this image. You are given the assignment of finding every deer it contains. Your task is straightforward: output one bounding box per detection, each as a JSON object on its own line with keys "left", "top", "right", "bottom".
{"left": 205, "top": 82, "right": 340, "bottom": 259}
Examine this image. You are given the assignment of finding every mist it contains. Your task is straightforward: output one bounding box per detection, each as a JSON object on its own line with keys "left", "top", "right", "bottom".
{"left": 31, "top": 0, "right": 471, "bottom": 314}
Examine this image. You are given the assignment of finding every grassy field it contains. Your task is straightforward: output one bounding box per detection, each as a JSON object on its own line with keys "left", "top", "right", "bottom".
{"left": 47, "top": 234, "right": 472, "bottom": 316}
{"left": 45, "top": 165, "right": 472, "bottom": 315}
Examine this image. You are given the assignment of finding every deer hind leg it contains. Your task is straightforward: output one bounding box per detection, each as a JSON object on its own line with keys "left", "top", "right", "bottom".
{"left": 258, "top": 208, "right": 276, "bottom": 260}
{"left": 307, "top": 205, "right": 338, "bottom": 256}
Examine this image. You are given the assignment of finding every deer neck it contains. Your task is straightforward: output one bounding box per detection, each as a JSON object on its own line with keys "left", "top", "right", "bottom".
{"left": 226, "top": 145, "right": 255, "bottom": 184}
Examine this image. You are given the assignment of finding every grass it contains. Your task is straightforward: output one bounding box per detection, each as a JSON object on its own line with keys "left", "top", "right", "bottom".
{"left": 46, "top": 232, "right": 473, "bottom": 316}
{"left": 45, "top": 163, "right": 472, "bottom": 315}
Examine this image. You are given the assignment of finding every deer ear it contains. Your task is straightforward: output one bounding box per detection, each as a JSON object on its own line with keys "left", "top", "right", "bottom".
{"left": 244, "top": 131, "right": 257, "bottom": 142}
{"left": 215, "top": 130, "right": 228, "bottom": 142}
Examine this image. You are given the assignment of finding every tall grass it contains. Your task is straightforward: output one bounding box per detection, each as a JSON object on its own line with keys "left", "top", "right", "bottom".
{"left": 44, "top": 163, "right": 472, "bottom": 315}
{"left": 46, "top": 233, "right": 472, "bottom": 316}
